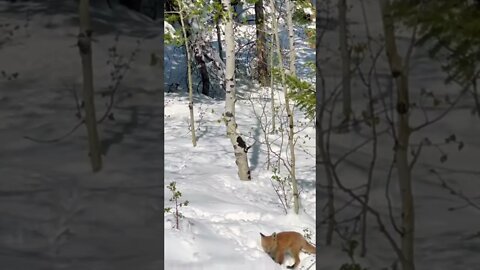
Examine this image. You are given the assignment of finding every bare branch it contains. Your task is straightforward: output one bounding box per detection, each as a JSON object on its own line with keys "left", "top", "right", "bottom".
{"left": 430, "top": 169, "right": 480, "bottom": 212}
{"left": 411, "top": 86, "right": 469, "bottom": 132}
{"left": 332, "top": 128, "right": 388, "bottom": 169}
{"left": 24, "top": 121, "right": 84, "bottom": 143}
{"left": 408, "top": 140, "right": 423, "bottom": 170}
{"left": 385, "top": 158, "right": 402, "bottom": 234}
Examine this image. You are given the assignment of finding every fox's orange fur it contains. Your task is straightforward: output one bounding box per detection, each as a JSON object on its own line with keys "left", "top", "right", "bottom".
{"left": 260, "top": 231, "right": 316, "bottom": 269}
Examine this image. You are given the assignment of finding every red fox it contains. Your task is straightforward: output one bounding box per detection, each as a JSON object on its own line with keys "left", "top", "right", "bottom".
{"left": 260, "top": 231, "right": 316, "bottom": 269}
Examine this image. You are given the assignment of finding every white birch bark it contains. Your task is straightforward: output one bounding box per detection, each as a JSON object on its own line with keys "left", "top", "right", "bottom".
{"left": 270, "top": 0, "right": 299, "bottom": 213}
{"left": 270, "top": 34, "right": 276, "bottom": 133}
{"left": 222, "top": 0, "right": 251, "bottom": 181}
{"left": 177, "top": 0, "right": 197, "bottom": 147}
{"left": 286, "top": 0, "right": 296, "bottom": 75}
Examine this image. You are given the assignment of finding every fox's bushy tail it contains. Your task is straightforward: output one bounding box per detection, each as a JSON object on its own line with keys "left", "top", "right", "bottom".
{"left": 303, "top": 242, "right": 316, "bottom": 254}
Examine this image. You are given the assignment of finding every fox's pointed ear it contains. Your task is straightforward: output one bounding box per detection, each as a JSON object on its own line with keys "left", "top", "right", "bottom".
{"left": 272, "top": 232, "right": 277, "bottom": 238}
{"left": 260, "top": 232, "right": 265, "bottom": 237}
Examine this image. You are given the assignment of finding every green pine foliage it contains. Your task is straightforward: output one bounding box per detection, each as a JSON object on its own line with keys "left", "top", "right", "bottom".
{"left": 271, "top": 66, "right": 316, "bottom": 119}
{"left": 304, "top": 27, "right": 315, "bottom": 49}
{"left": 164, "top": 7, "right": 183, "bottom": 46}
{"left": 390, "top": 0, "right": 480, "bottom": 84}
{"left": 289, "top": 85, "right": 316, "bottom": 119}
{"left": 164, "top": 0, "right": 225, "bottom": 46}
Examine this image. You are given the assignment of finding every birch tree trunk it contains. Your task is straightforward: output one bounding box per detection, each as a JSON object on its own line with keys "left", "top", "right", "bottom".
{"left": 379, "top": 1, "right": 415, "bottom": 269}
{"left": 338, "top": 0, "right": 351, "bottom": 126}
{"left": 318, "top": 84, "right": 335, "bottom": 245}
{"left": 255, "top": 0, "right": 268, "bottom": 86}
{"left": 78, "top": 0, "right": 102, "bottom": 172}
{"left": 361, "top": 68, "right": 378, "bottom": 257}
{"left": 222, "top": 0, "right": 251, "bottom": 181}
{"left": 286, "top": 0, "right": 296, "bottom": 75}
{"left": 269, "top": 34, "right": 276, "bottom": 133}
{"left": 177, "top": 0, "right": 197, "bottom": 147}
{"left": 271, "top": 0, "right": 299, "bottom": 213}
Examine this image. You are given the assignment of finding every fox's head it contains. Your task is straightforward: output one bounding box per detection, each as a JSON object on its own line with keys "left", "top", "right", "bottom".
{"left": 260, "top": 232, "right": 278, "bottom": 256}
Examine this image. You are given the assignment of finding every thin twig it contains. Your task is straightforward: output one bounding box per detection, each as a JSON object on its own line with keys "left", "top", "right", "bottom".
{"left": 385, "top": 158, "right": 402, "bottom": 234}
{"left": 430, "top": 169, "right": 480, "bottom": 212}
{"left": 24, "top": 121, "right": 84, "bottom": 143}
{"left": 411, "top": 86, "right": 469, "bottom": 132}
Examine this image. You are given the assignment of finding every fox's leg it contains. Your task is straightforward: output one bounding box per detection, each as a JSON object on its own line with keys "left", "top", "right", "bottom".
{"left": 287, "top": 249, "right": 301, "bottom": 269}
{"left": 274, "top": 250, "right": 284, "bottom": 265}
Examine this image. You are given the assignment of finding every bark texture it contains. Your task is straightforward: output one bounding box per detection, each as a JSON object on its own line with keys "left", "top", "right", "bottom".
{"left": 177, "top": 0, "right": 197, "bottom": 147}
{"left": 338, "top": 0, "right": 352, "bottom": 123}
{"left": 223, "top": 0, "right": 251, "bottom": 181}
{"left": 380, "top": 1, "right": 415, "bottom": 269}
{"left": 78, "top": 0, "right": 102, "bottom": 172}
{"left": 255, "top": 0, "right": 268, "bottom": 86}
{"left": 271, "top": 0, "right": 299, "bottom": 213}
{"left": 286, "top": 0, "right": 296, "bottom": 75}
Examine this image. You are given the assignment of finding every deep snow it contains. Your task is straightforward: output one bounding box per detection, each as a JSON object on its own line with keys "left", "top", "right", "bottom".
{"left": 163, "top": 2, "right": 317, "bottom": 269}
{"left": 164, "top": 91, "right": 316, "bottom": 269}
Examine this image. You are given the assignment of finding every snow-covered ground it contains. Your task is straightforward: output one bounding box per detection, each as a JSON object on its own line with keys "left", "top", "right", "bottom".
{"left": 164, "top": 88, "right": 316, "bottom": 269}
{"left": 0, "top": 1, "right": 163, "bottom": 269}
{"left": 164, "top": 93, "right": 316, "bottom": 269}
{"left": 2, "top": 0, "right": 477, "bottom": 269}
{"left": 164, "top": 3, "right": 317, "bottom": 270}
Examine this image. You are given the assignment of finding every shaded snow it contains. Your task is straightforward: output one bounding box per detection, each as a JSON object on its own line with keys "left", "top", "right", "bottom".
{"left": 0, "top": 1, "right": 163, "bottom": 269}
{"left": 164, "top": 91, "right": 316, "bottom": 269}
{"left": 316, "top": 0, "right": 480, "bottom": 269}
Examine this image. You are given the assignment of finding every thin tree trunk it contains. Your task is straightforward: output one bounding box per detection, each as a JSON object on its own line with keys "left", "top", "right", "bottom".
{"left": 78, "top": 0, "right": 102, "bottom": 172}
{"left": 270, "top": 36, "right": 276, "bottom": 133}
{"left": 361, "top": 75, "right": 378, "bottom": 257}
{"left": 271, "top": 0, "right": 299, "bottom": 213}
{"left": 177, "top": 0, "right": 197, "bottom": 147}
{"left": 338, "top": 0, "right": 351, "bottom": 126}
{"left": 286, "top": 0, "right": 296, "bottom": 75}
{"left": 255, "top": 0, "right": 268, "bottom": 86}
{"left": 379, "top": 1, "right": 415, "bottom": 269}
{"left": 183, "top": 20, "right": 210, "bottom": 97}
{"left": 318, "top": 85, "right": 335, "bottom": 245}
{"left": 215, "top": 8, "right": 224, "bottom": 63}
{"left": 194, "top": 51, "right": 210, "bottom": 96}
{"left": 222, "top": 0, "right": 251, "bottom": 181}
